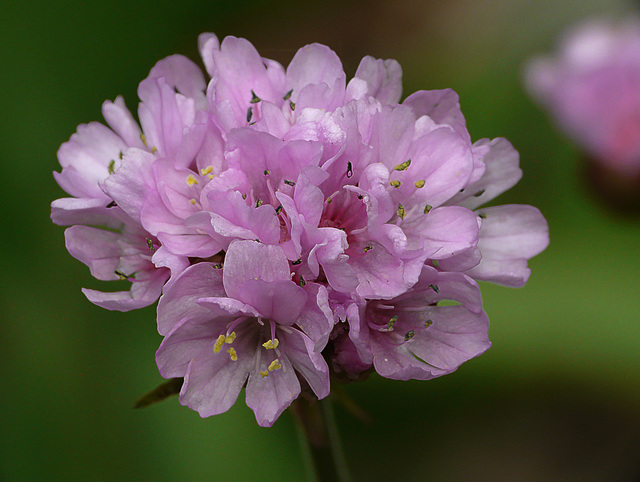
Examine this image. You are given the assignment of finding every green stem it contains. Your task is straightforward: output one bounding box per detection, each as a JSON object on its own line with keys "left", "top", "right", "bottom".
{"left": 291, "top": 397, "right": 352, "bottom": 482}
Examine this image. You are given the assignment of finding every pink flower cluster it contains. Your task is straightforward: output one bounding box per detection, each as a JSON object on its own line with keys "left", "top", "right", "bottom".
{"left": 52, "top": 34, "right": 549, "bottom": 426}
{"left": 526, "top": 18, "right": 640, "bottom": 176}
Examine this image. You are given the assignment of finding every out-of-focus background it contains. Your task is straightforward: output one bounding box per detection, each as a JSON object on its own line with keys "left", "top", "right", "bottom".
{"left": 2, "top": 0, "right": 639, "bottom": 480}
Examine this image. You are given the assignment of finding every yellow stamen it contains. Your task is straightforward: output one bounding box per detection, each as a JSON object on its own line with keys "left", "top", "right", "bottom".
{"left": 260, "top": 370, "right": 269, "bottom": 378}
{"left": 187, "top": 174, "right": 198, "bottom": 186}
{"left": 393, "top": 159, "right": 411, "bottom": 171}
{"left": 388, "top": 315, "right": 398, "bottom": 331}
{"left": 268, "top": 359, "right": 282, "bottom": 372}
{"left": 397, "top": 204, "right": 406, "bottom": 220}
{"left": 189, "top": 199, "right": 196, "bottom": 205}
{"left": 200, "top": 166, "right": 214, "bottom": 176}
{"left": 262, "top": 339, "right": 279, "bottom": 350}
{"left": 213, "top": 335, "right": 226, "bottom": 353}
{"left": 389, "top": 180, "right": 401, "bottom": 188}
{"left": 226, "top": 347, "right": 238, "bottom": 361}
{"left": 225, "top": 332, "right": 236, "bottom": 344}
{"left": 151, "top": 146, "right": 158, "bottom": 154}
{"left": 415, "top": 179, "right": 425, "bottom": 188}
{"left": 140, "top": 133, "right": 147, "bottom": 146}
{"left": 207, "top": 174, "right": 215, "bottom": 180}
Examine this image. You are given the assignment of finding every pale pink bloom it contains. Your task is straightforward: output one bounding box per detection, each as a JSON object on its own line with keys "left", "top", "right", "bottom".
{"left": 53, "top": 33, "right": 549, "bottom": 423}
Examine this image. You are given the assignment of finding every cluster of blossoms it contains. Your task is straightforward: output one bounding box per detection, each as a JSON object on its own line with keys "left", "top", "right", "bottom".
{"left": 52, "top": 34, "right": 548, "bottom": 426}
{"left": 526, "top": 18, "right": 640, "bottom": 177}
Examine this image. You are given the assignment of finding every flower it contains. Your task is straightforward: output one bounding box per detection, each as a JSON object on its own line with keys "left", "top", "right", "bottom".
{"left": 52, "top": 33, "right": 549, "bottom": 425}
{"left": 51, "top": 56, "right": 207, "bottom": 309}
{"left": 156, "top": 240, "right": 332, "bottom": 426}
{"left": 525, "top": 18, "right": 640, "bottom": 177}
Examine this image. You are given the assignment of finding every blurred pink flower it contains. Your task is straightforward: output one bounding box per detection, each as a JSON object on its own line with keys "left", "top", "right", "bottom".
{"left": 526, "top": 18, "right": 640, "bottom": 176}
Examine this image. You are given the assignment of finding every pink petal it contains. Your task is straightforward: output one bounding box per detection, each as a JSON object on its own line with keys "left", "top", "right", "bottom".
{"left": 286, "top": 43, "right": 345, "bottom": 103}
{"left": 102, "top": 96, "right": 145, "bottom": 148}
{"left": 352, "top": 56, "right": 403, "bottom": 105}
{"left": 403, "top": 89, "right": 471, "bottom": 144}
{"left": 222, "top": 240, "right": 291, "bottom": 298}
{"left": 157, "top": 262, "right": 225, "bottom": 335}
{"left": 245, "top": 354, "right": 300, "bottom": 427}
{"left": 446, "top": 137, "right": 523, "bottom": 210}
{"left": 466, "top": 204, "right": 549, "bottom": 287}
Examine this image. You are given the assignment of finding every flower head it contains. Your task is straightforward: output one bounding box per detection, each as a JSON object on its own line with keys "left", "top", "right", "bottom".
{"left": 53, "top": 33, "right": 549, "bottom": 425}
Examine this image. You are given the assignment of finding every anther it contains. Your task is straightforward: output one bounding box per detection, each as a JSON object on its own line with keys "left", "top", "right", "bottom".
{"left": 389, "top": 180, "right": 402, "bottom": 188}
{"left": 263, "top": 169, "right": 271, "bottom": 176}
{"left": 268, "top": 359, "right": 282, "bottom": 371}
{"left": 415, "top": 179, "right": 425, "bottom": 188}
{"left": 284, "top": 179, "right": 296, "bottom": 187}
{"left": 226, "top": 347, "right": 238, "bottom": 361}
{"left": 246, "top": 107, "right": 253, "bottom": 123}
{"left": 423, "top": 204, "right": 432, "bottom": 214}
{"left": 114, "top": 270, "right": 131, "bottom": 281}
{"left": 388, "top": 315, "right": 398, "bottom": 331}
{"left": 428, "top": 284, "right": 439, "bottom": 293}
{"left": 108, "top": 160, "right": 116, "bottom": 174}
{"left": 189, "top": 199, "right": 196, "bottom": 205}
{"left": 260, "top": 370, "right": 269, "bottom": 378}
{"left": 393, "top": 159, "right": 411, "bottom": 171}
{"left": 250, "top": 90, "right": 261, "bottom": 103}
{"left": 291, "top": 258, "right": 302, "bottom": 265}
{"left": 346, "top": 161, "right": 354, "bottom": 178}
{"left": 283, "top": 89, "right": 293, "bottom": 101}
{"left": 364, "top": 244, "right": 373, "bottom": 253}
{"left": 289, "top": 101, "right": 296, "bottom": 111}
{"left": 187, "top": 174, "right": 198, "bottom": 186}
{"left": 397, "top": 204, "right": 406, "bottom": 219}
{"left": 478, "top": 212, "right": 486, "bottom": 219}
{"left": 424, "top": 319, "right": 433, "bottom": 328}
{"left": 404, "top": 330, "right": 415, "bottom": 341}
{"left": 213, "top": 263, "right": 223, "bottom": 269}
{"left": 140, "top": 133, "right": 147, "bottom": 146}
{"left": 106, "top": 201, "right": 117, "bottom": 208}
{"left": 275, "top": 205, "right": 283, "bottom": 215}
{"left": 299, "top": 275, "right": 306, "bottom": 287}
{"left": 213, "top": 335, "right": 226, "bottom": 353}
{"left": 151, "top": 146, "right": 158, "bottom": 154}
{"left": 200, "top": 166, "right": 214, "bottom": 176}
{"left": 256, "top": 198, "right": 263, "bottom": 207}
{"left": 146, "top": 238, "right": 155, "bottom": 251}
{"left": 262, "top": 339, "right": 279, "bottom": 350}
{"left": 225, "top": 332, "right": 236, "bottom": 344}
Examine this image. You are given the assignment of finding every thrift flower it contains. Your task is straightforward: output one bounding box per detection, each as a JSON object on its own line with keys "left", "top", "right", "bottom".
{"left": 52, "top": 33, "right": 549, "bottom": 425}
{"left": 156, "top": 240, "right": 332, "bottom": 426}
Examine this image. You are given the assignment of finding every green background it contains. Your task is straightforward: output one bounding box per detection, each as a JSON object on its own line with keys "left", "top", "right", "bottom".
{"left": 2, "top": 0, "right": 639, "bottom": 480}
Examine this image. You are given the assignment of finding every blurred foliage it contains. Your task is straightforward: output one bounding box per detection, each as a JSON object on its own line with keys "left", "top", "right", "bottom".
{"left": 1, "top": 0, "right": 639, "bottom": 480}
